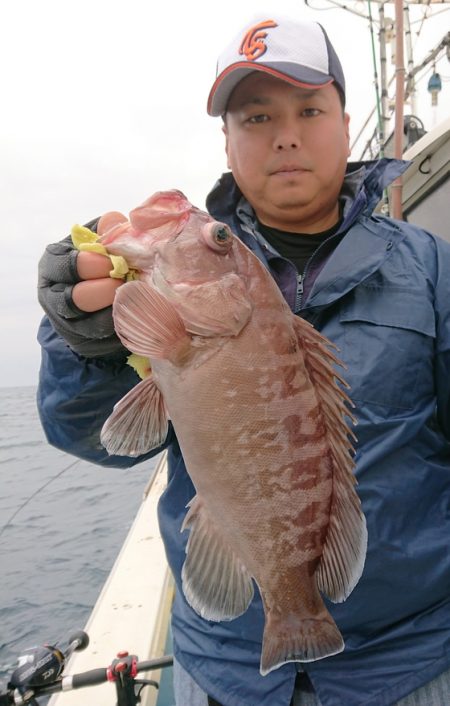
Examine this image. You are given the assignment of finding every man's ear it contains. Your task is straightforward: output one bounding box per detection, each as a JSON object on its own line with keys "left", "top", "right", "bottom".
{"left": 344, "top": 112, "right": 351, "bottom": 158}
{"left": 222, "top": 122, "right": 231, "bottom": 169}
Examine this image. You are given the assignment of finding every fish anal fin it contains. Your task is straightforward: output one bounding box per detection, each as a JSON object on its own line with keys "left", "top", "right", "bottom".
{"left": 260, "top": 609, "right": 344, "bottom": 676}
{"left": 181, "top": 495, "right": 254, "bottom": 621}
{"left": 100, "top": 375, "right": 168, "bottom": 456}
{"left": 292, "top": 316, "right": 367, "bottom": 602}
{"left": 113, "top": 281, "right": 192, "bottom": 365}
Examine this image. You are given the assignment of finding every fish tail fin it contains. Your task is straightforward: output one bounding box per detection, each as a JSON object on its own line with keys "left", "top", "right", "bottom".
{"left": 260, "top": 610, "right": 344, "bottom": 676}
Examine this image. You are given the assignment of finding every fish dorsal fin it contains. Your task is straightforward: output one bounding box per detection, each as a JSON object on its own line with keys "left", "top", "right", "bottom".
{"left": 100, "top": 376, "right": 168, "bottom": 456}
{"left": 181, "top": 495, "right": 254, "bottom": 620}
{"left": 293, "top": 316, "right": 367, "bottom": 603}
{"left": 113, "top": 281, "right": 192, "bottom": 364}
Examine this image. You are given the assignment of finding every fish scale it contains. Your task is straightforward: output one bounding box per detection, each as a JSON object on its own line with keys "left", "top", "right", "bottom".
{"left": 98, "top": 189, "right": 367, "bottom": 676}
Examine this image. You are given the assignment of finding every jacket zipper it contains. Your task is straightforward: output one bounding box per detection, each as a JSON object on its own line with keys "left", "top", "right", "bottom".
{"left": 295, "top": 274, "right": 304, "bottom": 313}
{"left": 296, "top": 230, "right": 345, "bottom": 312}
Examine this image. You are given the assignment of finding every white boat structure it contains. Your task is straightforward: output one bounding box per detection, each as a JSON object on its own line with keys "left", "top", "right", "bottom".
{"left": 49, "top": 452, "right": 173, "bottom": 706}
{"left": 402, "top": 116, "right": 450, "bottom": 243}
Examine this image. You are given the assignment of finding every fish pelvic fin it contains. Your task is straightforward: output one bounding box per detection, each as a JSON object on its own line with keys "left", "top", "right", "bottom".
{"left": 181, "top": 495, "right": 254, "bottom": 621}
{"left": 260, "top": 609, "right": 344, "bottom": 676}
{"left": 100, "top": 376, "right": 168, "bottom": 456}
{"left": 293, "top": 316, "right": 367, "bottom": 603}
{"left": 113, "top": 281, "right": 192, "bottom": 365}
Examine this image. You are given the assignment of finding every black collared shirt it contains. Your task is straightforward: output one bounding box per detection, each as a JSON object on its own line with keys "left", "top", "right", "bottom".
{"left": 257, "top": 219, "right": 342, "bottom": 276}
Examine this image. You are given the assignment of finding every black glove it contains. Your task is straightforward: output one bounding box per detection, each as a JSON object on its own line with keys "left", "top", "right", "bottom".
{"left": 37, "top": 218, "right": 128, "bottom": 358}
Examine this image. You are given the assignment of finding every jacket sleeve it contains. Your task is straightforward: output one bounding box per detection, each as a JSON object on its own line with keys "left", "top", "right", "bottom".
{"left": 37, "top": 316, "right": 174, "bottom": 468}
{"left": 433, "top": 236, "right": 450, "bottom": 442}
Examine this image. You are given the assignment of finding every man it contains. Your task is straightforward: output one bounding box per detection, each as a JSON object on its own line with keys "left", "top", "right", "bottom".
{"left": 37, "top": 13, "right": 450, "bottom": 706}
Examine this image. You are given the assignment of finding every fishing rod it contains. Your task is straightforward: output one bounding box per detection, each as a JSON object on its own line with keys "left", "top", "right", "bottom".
{"left": 0, "top": 631, "right": 173, "bottom": 706}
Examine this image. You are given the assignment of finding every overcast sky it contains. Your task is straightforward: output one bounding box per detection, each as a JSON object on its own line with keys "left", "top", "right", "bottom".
{"left": 1, "top": 0, "right": 449, "bottom": 388}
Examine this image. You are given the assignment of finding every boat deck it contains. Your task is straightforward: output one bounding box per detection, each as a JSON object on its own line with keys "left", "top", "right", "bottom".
{"left": 48, "top": 452, "right": 174, "bottom": 706}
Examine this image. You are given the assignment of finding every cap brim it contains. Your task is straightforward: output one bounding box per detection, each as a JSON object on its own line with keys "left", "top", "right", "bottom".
{"left": 207, "top": 62, "right": 333, "bottom": 116}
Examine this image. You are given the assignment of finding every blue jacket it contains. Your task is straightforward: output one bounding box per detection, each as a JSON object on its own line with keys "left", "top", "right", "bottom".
{"left": 37, "top": 160, "right": 450, "bottom": 706}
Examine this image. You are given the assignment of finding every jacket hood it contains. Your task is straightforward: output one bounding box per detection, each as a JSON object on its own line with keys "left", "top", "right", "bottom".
{"left": 206, "top": 158, "right": 411, "bottom": 230}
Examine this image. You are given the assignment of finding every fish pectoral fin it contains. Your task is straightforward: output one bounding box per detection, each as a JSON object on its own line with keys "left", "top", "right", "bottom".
{"left": 260, "top": 607, "right": 344, "bottom": 676}
{"left": 181, "top": 495, "right": 254, "bottom": 621}
{"left": 100, "top": 375, "right": 168, "bottom": 456}
{"left": 113, "top": 280, "right": 192, "bottom": 364}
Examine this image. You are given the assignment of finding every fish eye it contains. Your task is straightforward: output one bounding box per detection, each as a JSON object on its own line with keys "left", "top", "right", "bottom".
{"left": 212, "top": 223, "right": 232, "bottom": 244}
{"left": 201, "top": 222, "right": 233, "bottom": 253}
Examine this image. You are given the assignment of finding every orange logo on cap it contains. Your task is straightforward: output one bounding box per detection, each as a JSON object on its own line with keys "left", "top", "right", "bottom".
{"left": 239, "top": 20, "right": 278, "bottom": 62}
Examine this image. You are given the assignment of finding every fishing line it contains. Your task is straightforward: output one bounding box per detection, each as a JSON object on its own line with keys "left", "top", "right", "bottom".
{"left": 0, "top": 458, "right": 81, "bottom": 540}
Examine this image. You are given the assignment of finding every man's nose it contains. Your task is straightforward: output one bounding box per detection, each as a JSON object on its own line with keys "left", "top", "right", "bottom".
{"left": 273, "top": 121, "right": 301, "bottom": 150}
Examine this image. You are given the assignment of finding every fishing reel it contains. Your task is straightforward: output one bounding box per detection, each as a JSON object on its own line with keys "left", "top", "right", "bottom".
{"left": 0, "top": 631, "right": 172, "bottom": 706}
{"left": 8, "top": 644, "right": 65, "bottom": 691}
{"left": 6, "top": 631, "right": 89, "bottom": 702}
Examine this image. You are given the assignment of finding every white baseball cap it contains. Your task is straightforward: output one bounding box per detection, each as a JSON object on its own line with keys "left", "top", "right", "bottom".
{"left": 207, "top": 14, "right": 346, "bottom": 116}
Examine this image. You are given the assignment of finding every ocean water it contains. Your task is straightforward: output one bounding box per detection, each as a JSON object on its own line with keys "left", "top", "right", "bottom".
{"left": 0, "top": 385, "right": 160, "bottom": 693}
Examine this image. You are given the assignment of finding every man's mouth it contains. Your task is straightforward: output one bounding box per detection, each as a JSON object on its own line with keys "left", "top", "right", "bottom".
{"left": 270, "top": 164, "right": 310, "bottom": 176}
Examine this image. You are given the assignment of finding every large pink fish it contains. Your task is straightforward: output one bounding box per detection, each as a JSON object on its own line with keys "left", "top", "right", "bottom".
{"left": 98, "top": 190, "right": 367, "bottom": 676}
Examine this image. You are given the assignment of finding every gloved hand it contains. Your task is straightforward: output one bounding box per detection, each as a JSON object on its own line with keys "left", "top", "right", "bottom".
{"left": 38, "top": 218, "right": 128, "bottom": 358}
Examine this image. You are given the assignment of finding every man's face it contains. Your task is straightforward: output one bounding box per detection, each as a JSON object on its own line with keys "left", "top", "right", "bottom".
{"left": 223, "top": 73, "right": 350, "bottom": 233}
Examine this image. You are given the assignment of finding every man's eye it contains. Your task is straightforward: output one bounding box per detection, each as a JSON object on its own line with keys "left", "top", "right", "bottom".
{"left": 248, "top": 114, "right": 269, "bottom": 124}
{"left": 303, "top": 108, "right": 321, "bottom": 117}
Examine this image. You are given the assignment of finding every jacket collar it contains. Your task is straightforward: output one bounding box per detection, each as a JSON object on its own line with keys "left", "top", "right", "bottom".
{"left": 205, "top": 158, "right": 411, "bottom": 233}
{"left": 205, "top": 159, "right": 412, "bottom": 311}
